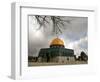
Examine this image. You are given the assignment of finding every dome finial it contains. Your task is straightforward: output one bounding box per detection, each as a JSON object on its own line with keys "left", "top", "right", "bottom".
{"left": 56, "top": 31, "right": 59, "bottom": 38}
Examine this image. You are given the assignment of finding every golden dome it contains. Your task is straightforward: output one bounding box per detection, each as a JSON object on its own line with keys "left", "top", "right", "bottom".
{"left": 50, "top": 38, "right": 64, "bottom": 46}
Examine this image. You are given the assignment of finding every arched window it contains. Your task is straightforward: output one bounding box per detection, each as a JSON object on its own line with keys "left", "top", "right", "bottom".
{"left": 62, "top": 61, "right": 64, "bottom": 63}
{"left": 67, "top": 57, "right": 69, "bottom": 61}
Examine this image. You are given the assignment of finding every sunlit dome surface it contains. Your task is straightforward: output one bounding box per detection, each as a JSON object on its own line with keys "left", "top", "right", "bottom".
{"left": 50, "top": 38, "right": 64, "bottom": 46}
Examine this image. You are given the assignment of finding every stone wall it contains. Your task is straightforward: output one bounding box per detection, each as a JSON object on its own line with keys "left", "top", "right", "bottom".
{"left": 57, "top": 56, "right": 75, "bottom": 63}
{"left": 38, "top": 56, "right": 75, "bottom": 63}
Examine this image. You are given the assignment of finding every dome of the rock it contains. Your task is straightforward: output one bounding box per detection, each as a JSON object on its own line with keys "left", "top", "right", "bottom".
{"left": 50, "top": 38, "right": 64, "bottom": 46}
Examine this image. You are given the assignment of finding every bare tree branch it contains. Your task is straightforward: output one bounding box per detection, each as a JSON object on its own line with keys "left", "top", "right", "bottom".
{"left": 34, "top": 15, "right": 72, "bottom": 36}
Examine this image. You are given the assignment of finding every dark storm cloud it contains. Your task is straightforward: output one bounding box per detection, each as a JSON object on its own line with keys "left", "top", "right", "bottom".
{"left": 28, "top": 16, "right": 88, "bottom": 56}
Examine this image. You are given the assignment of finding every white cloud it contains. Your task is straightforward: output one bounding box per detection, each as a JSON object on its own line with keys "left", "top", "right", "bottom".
{"left": 66, "top": 37, "right": 88, "bottom": 56}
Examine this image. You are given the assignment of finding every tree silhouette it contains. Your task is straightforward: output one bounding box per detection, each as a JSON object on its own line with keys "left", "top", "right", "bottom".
{"left": 80, "top": 51, "right": 88, "bottom": 61}
{"left": 35, "top": 15, "right": 72, "bottom": 36}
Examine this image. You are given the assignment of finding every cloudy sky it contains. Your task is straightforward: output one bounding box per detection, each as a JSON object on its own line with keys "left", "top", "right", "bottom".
{"left": 28, "top": 15, "right": 88, "bottom": 57}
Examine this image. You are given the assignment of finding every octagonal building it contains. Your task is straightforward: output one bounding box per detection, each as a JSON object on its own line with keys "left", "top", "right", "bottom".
{"left": 38, "top": 38, "right": 75, "bottom": 63}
